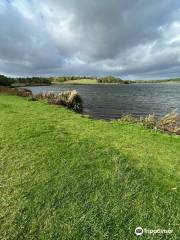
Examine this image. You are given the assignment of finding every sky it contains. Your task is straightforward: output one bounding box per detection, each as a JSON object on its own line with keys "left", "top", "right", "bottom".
{"left": 0, "top": 0, "right": 180, "bottom": 79}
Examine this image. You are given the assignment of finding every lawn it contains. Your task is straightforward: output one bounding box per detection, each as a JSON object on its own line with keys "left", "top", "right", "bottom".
{"left": 0, "top": 94, "right": 180, "bottom": 240}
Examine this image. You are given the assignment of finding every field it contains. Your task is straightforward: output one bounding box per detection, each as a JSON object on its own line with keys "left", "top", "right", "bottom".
{"left": 59, "top": 79, "right": 98, "bottom": 84}
{"left": 0, "top": 94, "right": 180, "bottom": 239}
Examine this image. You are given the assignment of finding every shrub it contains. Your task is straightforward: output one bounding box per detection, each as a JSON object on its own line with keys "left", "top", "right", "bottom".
{"left": 120, "top": 111, "right": 180, "bottom": 135}
{"left": 35, "top": 90, "right": 83, "bottom": 113}
{"left": 16, "top": 77, "right": 51, "bottom": 85}
{"left": 97, "top": 76, "right": 124, "bottom": 84}
{"left": 120, "top": 114, "right": 138, "bottom": 123}
{"left": 140, "top": 113, "right": 157, "bottom": 129}
{"left": 54, "top": 90, "right": 83, "bottom": 112}
{"left": 157, "top": 111, "right": 180, "bottom": 135}
{"left": 57, "top": 91, "right": 70, "bottom": 105}
{"left": 0, "top": 75, "right": 15, "bottom": 86}
{"left": 48, "top": 98, "right": 63, "bottom": 105}
{"left": 35, "top": 91, "right": 55, "bottom": 100}
{"left": 17, "top": 88, "right": 32, "bottom": 97}
{"left": 67, "top": 90, "right": 83, "bottom": 112}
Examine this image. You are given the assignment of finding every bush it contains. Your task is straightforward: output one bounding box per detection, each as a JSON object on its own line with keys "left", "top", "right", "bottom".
{"left": 67, "top": 90, "right": 83, "bottom": 112}
{"left": 0, "top": 75, "right": 15, "bottom": 86}
{"left": 157, "top": 111, "right": 180, "bottom": 135}
{"left": 120, "top": 111, "right": 180, "bottom": 135}
{"left": 140, "top": 113, "right": 157, "bottom": 129}
{"left": 17, "top": 88, "right": 32, "bottom": 97}
{"left": 35, "top": 90, "right": 83, "bottom": 113}
{"left": 35, "top": 91, "right": 55, "bottom": 100}
{"left": 97, "top": 76, "right": 124, "bottom": 84}
{"left": 120, "top": 114, "right": 138, "bottom": 123}
{"left": 16, "top": 77, "right": 51, "bottom": 85}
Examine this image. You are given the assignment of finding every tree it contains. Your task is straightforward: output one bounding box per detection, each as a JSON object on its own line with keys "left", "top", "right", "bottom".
{"left": 0, "top": 75, "right": 15, "bottom": 86}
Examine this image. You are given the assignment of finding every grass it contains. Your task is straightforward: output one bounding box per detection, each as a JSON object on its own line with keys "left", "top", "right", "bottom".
{"left": 34, "top": 90, "right": 83, "bottom": 113}
{"left": 51, "top": 77, "right": 180, "bottom": 85}
{"left": 55, "top": 78, "right": 180, "bottom": 85}
{"left": 56, "top": 79, "right": 124, "bottom": 85}
{"left": 0, "top": 94, "right": 180, "bottom": 240}
{"left": 58, "top": 79, "right": 98, "bottom": 84}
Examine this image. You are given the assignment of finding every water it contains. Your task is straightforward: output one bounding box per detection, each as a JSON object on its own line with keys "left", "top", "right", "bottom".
{"left": 28, "top": 83, "right": 180, "bottom": 120}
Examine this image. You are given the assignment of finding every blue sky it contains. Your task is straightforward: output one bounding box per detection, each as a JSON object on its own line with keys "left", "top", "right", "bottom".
{"left": 0, "top": 0, "right": 180, "bottom": 79}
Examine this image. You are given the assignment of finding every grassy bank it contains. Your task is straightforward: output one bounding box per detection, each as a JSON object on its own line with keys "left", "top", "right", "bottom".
{"left": 59, "top": 78, "right": 98, "bottom": 84}
{"left": 0, "top": 94, "right": 180, "bottom": 240}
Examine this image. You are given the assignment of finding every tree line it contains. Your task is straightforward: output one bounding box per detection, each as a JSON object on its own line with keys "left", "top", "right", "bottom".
{"left": 0, "top": 74, "right": 130, "bottom": 86}
{"left": 97, "top": 76, "right": 124, "bottom": 83}
{"left": 0, "top": 75, "right": 51, "bottom": 86}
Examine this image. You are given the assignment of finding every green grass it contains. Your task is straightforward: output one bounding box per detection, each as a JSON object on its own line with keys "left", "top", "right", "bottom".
{"left": 59, "top": 78, "right": 98, "bottom": 84}
{"left": 0, "top": 94, "right": 180, "bottom": 240}
{"left": 57, "top": 79, "right": 124, "bottom": 85}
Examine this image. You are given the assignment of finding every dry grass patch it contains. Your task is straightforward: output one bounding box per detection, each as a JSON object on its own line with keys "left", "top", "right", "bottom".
{"left": 157, "top": 111, "right": 180, "bottom": 135}
{"left": 35, "top": 90, "right": 83, "bottom": 113}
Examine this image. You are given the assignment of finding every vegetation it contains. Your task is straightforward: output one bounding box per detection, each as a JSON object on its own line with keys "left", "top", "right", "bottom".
{"left": 1, "top": 85, "right": 179, "bottom": 134}
{"left": 62, "top": 78, "right": 98, "bottom": 84}
{"left": 49, "top": 75, "right": 127, "bottom": 84}
{"left": 0, "top": 94, "right": 180, "bottom": 240}
{"left": 121, "top": 112, "right": 180, "bottom": 135}
{"left": 15, "top": 77, "right": 51, "bottom": 85}
{"left": 35, "top": 90, "right": 83, "bottom": 113}
{"left": 51, "top": 76, "right": 96, "bottom": 83}
{"left": 0, "top": 75, "right": 15, "bottom": 86}
{"left": 130, "top": 78, "right": 180, "bottom": 83}
{"left": 17, "top": 88, "right": 33, "bottom": 97}
{"left": 156, "top": 111, "right": 180, "bottom": 134}
{"left": 0, "top": 75, "right": 51, "bottom": 87}
{"left": 0, "top": 86, "right": 17, "bottom": 94}
{"left": 52, "top": 76, "right": 180, "bottom": 84}
{"left": 1, "top": 74, "right": 179, "bottom": 86}
{"left": 97, "top": 76, "right": 124, "bottom": 84}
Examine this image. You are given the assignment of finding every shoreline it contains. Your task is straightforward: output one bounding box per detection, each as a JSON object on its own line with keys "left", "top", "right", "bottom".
{"left": 0, "top": 86, "right": 179, "bottom": 135}
{"left": 52, "top": 81, "right": 180, "bottom": 85}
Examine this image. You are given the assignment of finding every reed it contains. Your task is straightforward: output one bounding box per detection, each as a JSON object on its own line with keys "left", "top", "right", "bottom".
{"left": 120, "top": 114, "right": 138, "bottom": 123}
{"left": 140, "top": 113, "right": 157, "bottom": 129}
{"left": 35, "top": 90, "right": 83, "bottom": 113}
{"left": 17, "top": 88, "right": 32, "bottom": 97}
{"left": 157, "top": 111, "right": 180, "bottom": 134}
{"left": 35, "top": 91, "right": 55, "bottom": 100}
{"left": 120, "top": 111, "right": 180, "bottom": 135}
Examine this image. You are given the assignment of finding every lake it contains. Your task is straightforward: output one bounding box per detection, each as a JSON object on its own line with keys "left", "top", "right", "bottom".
{"left": 28, "top": 83, "right": 180, "bottom": 120}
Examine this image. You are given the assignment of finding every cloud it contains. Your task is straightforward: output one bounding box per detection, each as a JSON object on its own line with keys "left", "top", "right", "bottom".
{"left": 0, "top": 0, "right": 179, "bottom": 79}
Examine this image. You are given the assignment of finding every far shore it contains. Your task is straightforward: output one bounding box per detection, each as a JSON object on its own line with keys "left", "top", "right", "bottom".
{"left": 1, "top": 74, "right": 180, "bottom": 87}
{"left": 52, "top": 78, "right": 180, "bottom": 85}
{"left": 11, "top": 83, "right": 51, "bottom": 87}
